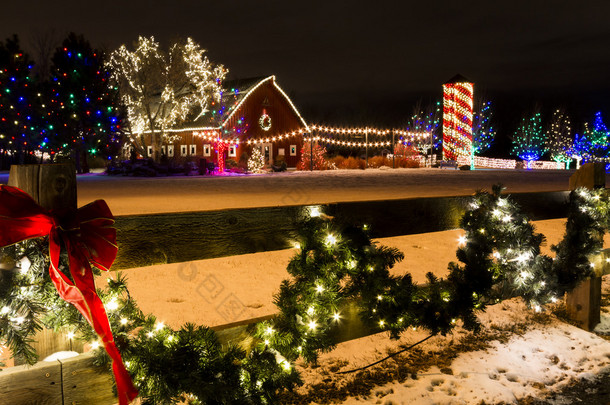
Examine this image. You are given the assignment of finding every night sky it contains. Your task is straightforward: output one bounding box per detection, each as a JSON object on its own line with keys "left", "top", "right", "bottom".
{"left": 2, "top": 1, "right": 610, "bottom": 151}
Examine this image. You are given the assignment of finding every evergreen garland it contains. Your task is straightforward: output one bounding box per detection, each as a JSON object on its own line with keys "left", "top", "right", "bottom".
{"left": 0, "top": 239, "right": 301, "bottom": 404}
{"left": 263, "top": 185, "right": 608, "bottom": 366}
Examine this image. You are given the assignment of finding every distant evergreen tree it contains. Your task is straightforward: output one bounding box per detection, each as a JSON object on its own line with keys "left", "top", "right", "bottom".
{"left": 0, "top": 35, "right": 42, "bottom": 167}
{"left": 297, "top": 141, "right": 327, "bottom": 170}
{"left": 512, "top": 109, "right": 547, "bottom": 168}
{"left": 47, "top": 32, "right": 123, "bottom": 173}
{"left": 586, "top": 112, "right": 609, "bottom": 161}
{"left": 472, "top": 100, "right": 496, "bottom": 155}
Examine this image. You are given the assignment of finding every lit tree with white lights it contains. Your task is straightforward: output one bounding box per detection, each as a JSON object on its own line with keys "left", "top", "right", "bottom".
{"left": 107, "top": 36, "right": 226, "bottom": 161}
{"left": 472, "top": 100, "right": 496, "bottom": 155}
{"left": 546, "top": 109, "right": 572, "bottom": 169}
{"left": 247, "top": 146, "right": 265, "bottom": 173}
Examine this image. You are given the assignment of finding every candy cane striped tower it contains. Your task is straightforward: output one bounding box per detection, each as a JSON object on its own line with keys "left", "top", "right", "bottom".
{"left": 442, "top": 74, "right": 474, "bottom": 163}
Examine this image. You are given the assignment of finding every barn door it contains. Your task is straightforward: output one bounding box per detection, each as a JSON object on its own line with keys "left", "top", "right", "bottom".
{"left": 262, "top": 143, "right": 273, "bottom": 165}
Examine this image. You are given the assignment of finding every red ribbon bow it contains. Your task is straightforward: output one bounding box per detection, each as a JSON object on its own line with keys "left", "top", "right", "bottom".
{"left": 0, "top": 185, "right": 137, "bottom": 404}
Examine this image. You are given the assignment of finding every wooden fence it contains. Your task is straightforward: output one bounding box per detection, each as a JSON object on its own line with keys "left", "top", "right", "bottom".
{"left": 0, "top": 163, "right": 607, "bottom": 404}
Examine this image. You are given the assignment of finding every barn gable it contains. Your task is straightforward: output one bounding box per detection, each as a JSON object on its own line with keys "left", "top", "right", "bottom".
{"left": 168, "top": 75, "right": 308, "bottom": 169}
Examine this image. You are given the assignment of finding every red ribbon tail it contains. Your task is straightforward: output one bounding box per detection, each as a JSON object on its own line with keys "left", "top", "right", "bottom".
{"left": 49, "top": 235, "right": 138, "bottom": 403}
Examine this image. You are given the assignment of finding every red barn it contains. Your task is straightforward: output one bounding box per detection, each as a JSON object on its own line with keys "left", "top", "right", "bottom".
{"left": 151, "top": 75, "right": 308, "bottom": 170}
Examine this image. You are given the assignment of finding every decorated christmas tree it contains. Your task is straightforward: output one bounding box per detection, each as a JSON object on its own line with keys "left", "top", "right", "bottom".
{"left": 0, "top": 35, "right": 42, "bottom": 166}
{"left": 297, "top": 141, "right": 327, "bottom": 170}
{"left": 512, "top": 110, "right": 547, "bottom": 167}
{"left": 247, "top": 146, "right": 265, "bottom": 173}
{"left": 47, "top": 33, "right": 123, "bottom": 173}
{"left": 472, "top": 100, "right": 496, "bottom": 155}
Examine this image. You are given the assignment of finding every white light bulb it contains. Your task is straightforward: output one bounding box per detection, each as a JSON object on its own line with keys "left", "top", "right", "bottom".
{"left": 19, "top": 257, "right": 31, "bottom": 274}
{"left": 105, "top": 299, "right": 119, "bottom": 311}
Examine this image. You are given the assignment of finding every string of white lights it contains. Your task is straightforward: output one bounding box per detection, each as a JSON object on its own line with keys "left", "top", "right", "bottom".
{"left": 304, "top": 136, "right": 391, "bottom": 148}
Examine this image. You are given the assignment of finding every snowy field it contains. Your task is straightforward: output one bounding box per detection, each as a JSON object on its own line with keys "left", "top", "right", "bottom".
{"left": 3, "top": 168, "right": 610, "bottom": 403}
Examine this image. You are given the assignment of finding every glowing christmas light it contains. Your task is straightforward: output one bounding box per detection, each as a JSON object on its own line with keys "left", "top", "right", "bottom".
{"left": 325, "top": 234, "right": 337, "bottom": 245}
{"left": 308, "top": 206, "right": 321, "bottom": 218}
{"left": 442, "top": 75, "right": 474, "bottom": 162}
{"left": 105, "top": 298, "right": 119, "bottom": 311}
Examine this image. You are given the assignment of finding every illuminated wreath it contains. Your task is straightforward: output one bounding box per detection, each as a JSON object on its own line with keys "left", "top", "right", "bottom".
{"left": 259, "top": 113, "right": 272, "bottom": 131}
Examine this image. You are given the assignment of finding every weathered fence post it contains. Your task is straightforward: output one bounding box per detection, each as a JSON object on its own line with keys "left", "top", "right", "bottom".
{"left": 7, "top": 163, "right": 84, "bottom": 363}
{"left": 565, "top": 162, "right": 604, "bottom": 331}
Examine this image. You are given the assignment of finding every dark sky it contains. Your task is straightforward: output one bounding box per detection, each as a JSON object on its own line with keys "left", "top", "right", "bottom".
{"left": 3, "top": 1, "right": 610, "bottom": 135}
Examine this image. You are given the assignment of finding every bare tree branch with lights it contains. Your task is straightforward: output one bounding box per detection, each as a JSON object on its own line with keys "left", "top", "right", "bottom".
{"left": 107, "top": 36, "right": 226, "bottom": 161}
{"left": 546, "top": 108, "right": 573, "bottom": 169}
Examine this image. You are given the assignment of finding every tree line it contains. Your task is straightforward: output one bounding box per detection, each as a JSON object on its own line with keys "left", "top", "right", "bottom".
{"left": 1, "top": 32, "right": 607, "bottom": 173}
{"left": 0, "top": 33, "right": 225, "bottom": 173}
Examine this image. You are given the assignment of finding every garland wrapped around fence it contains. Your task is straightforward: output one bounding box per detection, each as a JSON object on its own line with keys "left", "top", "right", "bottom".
{"left": 257, "top": 185, "right": 609, "bottom": 365}
{"left": 0, "top": 184, "right": 607, "bottom": 403}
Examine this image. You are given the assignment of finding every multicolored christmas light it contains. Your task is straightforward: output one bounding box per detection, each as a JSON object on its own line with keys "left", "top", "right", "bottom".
{"left": 442, "top": 75, "right": 474, "bottom": 161}
{"left": 47, "top": 32, "right": 124, "bottom": 172}
{"left": 472, "top": 100, "right": 496, "bottom": 155}
{"left": 512, "top": 110, "right": 547, "bottom": 168}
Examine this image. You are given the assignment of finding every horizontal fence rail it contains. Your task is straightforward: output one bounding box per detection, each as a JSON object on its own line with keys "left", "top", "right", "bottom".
{"left": 113, "top": 190, "right": 570, "bottom": 269}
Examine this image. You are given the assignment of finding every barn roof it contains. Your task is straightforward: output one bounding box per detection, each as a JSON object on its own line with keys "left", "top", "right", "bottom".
{"left": 176, "top": 75, "right": 308, "bottom": 132}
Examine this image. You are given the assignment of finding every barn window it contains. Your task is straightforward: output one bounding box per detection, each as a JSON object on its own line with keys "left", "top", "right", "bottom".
{"left": 147, "top": 146, "right": 152, "bottom": 157}
{"left": 181, "top": 145, "right": 187, "bottom": 156}
{"left": 190, "top": 144, "right": 197, "bottom": 155}
{"left": 167, "top": 145, "right": 174, "bottom": 157}
{"left": 228, "top": 145, "right": 237, "bottom": 157}
{"left": 161, "top": 145, "right": 166, "bottom": 155}
{"left": 278, "top": 148, "right": 285, "bottom": 156}
{"left": 290, "top": 145, "right": 297, "bottom": 156}
{"left": 203, "top": 144, "right": 211, "bottom": 157}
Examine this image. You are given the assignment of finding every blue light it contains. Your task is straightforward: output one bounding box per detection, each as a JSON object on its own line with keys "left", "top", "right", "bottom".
{"left": 67, "top": 52, "right": 72, "bottom": 57}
